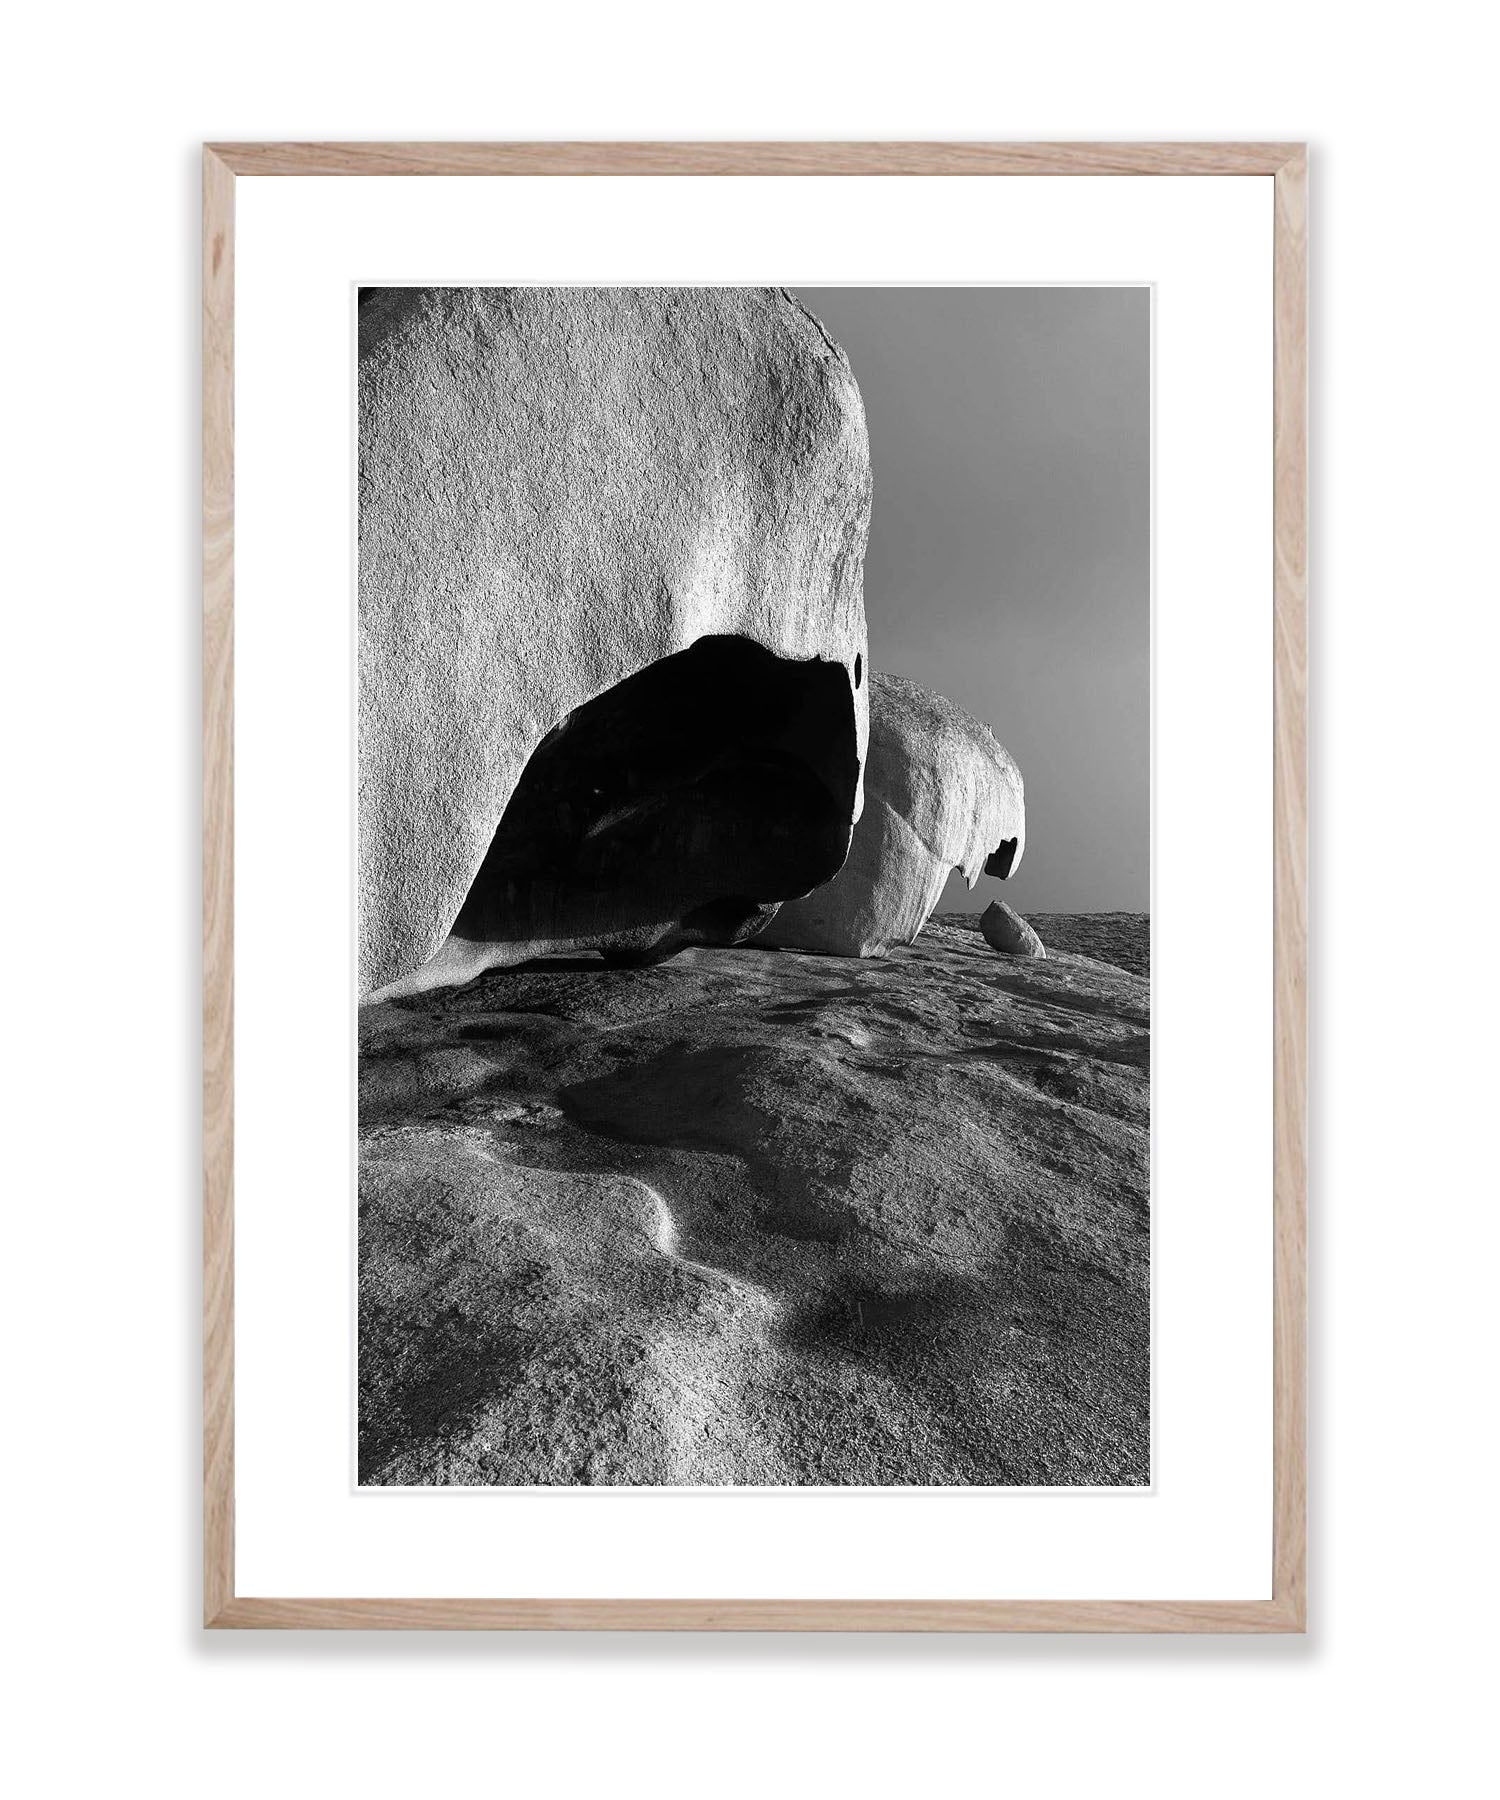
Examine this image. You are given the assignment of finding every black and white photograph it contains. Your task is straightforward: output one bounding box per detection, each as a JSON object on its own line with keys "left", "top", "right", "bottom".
{"left": 356, "top": 284, "right": 1150, "bottom": 1487}
{"left": 28, "top": 0, "right": 1500, "bottom": 1764}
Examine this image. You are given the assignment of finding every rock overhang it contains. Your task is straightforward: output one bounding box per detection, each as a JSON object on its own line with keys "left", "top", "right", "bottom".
{"left": 358, "top": 286, "right": 872, "bottom": 996}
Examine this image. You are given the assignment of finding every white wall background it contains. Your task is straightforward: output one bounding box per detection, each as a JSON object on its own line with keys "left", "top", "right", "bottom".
{"left": 5, "top": 4, "right": 1495, "bottom": 1795}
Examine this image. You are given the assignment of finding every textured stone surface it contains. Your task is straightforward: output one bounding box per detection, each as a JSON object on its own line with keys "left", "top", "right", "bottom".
{"left": 359, "top": 287, "right": 871, "bottom": 997}
{"left": 759, "top": 672, "right": 1025, "bottom": 957}
{"left": 359, "top": 920, "right": 1149, "bottom": 1486}
{"left": 941, "top": 910, "right": 1148, "bottom": 979}
{"left": 981, "top": 899, "right": 1046, "bottom": 958}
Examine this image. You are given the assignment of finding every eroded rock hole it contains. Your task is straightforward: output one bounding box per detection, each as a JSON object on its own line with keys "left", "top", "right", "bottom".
{"left": 450, "top": 635, "right": 859, "bottom": 965}
{"left": 986, "top": 837, "right": 1020, "bottom": 880}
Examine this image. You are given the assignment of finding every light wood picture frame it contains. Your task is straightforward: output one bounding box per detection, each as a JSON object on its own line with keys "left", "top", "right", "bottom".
{"left": 203, "top": 140, "right": 1307, "bottom": 1632}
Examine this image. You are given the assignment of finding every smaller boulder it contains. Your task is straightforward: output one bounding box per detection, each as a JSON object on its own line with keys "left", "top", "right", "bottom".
{"left": 980, "top": 901, "right": 1046, "bottom": 959}
{"left": 759, "top": 671, "right": 1025, "bottom": 957}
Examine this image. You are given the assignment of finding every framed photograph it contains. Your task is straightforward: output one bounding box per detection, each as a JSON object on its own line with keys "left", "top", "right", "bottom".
{"left": 204, "top": 141, "right": 1306, "bottom": 1630}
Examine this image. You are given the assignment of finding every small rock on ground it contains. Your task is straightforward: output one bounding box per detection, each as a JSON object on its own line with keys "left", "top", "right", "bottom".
{"left": 980, "top": 900, "right": 1046, "bottom": 958}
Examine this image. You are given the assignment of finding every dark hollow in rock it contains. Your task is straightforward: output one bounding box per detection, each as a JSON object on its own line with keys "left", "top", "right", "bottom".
{"left": 446, "top": 635, "right": 860, "bottom": 969}
{"left": 986, "top": 837, "right": 1020, "bottom": 879}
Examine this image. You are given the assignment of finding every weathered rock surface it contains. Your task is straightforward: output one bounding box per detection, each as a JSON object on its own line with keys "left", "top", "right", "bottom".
{"left": 981, "top": 899, "right": 1046, "bottom": 958}
{"left": 759, "top": 672, "right": 1024, "bottom": 957}
{"left": 943, "top": 910, "right": 1148, "bottom": 979}
{"left": 359, "top": 287, "right": 871, "bottom": 997}
{"left": 359, "top": 918, "right": 1149, "bottom": 1486}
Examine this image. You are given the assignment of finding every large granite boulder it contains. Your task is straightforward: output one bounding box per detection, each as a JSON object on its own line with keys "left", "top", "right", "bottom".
{"left": 359, "top": 287, "right": 871, "bottom": 998}
{"left": 760, "top": 671, "right": 1025, "bottom": 957}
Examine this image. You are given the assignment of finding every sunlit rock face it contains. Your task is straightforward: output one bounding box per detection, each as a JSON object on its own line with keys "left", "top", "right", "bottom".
{"left": 759, "top": 671, "right": 1026, "bottom": 958}
{"left": 358, "top": 287, "right": 871, "bottom": 998}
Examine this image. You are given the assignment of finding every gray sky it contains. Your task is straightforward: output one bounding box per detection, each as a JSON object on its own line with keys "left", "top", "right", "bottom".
{"left": 796, "top": 287, "right": 1150, "bottom": 915}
